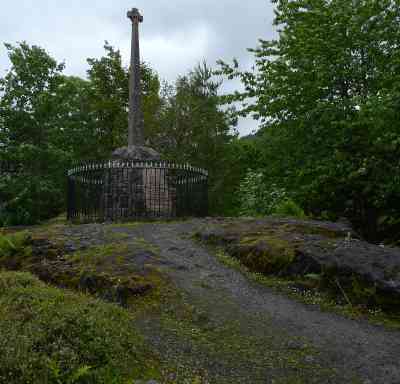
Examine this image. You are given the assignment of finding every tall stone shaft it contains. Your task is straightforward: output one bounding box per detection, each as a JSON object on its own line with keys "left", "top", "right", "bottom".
{"left": 127, "top": 8, "right": 144, "bottom": 147}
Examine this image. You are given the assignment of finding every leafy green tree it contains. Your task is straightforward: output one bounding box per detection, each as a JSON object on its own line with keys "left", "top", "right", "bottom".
{"left": 86, "top": 43, "right": 129, "bottom": 155}
{"left": 142, "top": 64, "right": 163, "bottom": 145}
{"left": 86, "top": 42, "right": 162, "bottom": 157}
{"left": 0, "top": 42, "right": 73, "bottom": 224}
{"left": 219, "top": 0, "right": 400, "bottom": 241}
{"left": 217, "top": 136, "right": 264, "bottom": 215}
{"left": 154, "top": 62, "right": 238, "bottom": 213}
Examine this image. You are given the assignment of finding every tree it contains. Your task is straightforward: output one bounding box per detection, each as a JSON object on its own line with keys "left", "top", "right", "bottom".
{"left": 142, "top": 63, "right": 163, "bottom": 145}
{"left": 86, "top": 43, "right": 128, "bottom": 156}
{"left": 86, "top": 42, "right": 162, "bottom": 157}
{"left": 219, "top": 0, "right": 400, "bottom": 241}
{"left": 0, "top": 42, "right": 74, "bottom": 224}
{"left": 154, "top": 62, "right": 238, "bottom": 213}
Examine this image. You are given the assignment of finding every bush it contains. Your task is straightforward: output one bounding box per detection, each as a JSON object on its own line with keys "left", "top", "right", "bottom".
{"left": 0, "top": 171, "right": 66, "bottom": 226}
{"left": 273, "top": 198, "right": 306, "bottom": 219}
{"left": 0, "top": 271, "right": 160, "bottom": 383}
{"left": 0, "top": 231, "right": 31, "bottom": 258}
{"left": 238, "top": 170, "right": 305, "bottom": 218}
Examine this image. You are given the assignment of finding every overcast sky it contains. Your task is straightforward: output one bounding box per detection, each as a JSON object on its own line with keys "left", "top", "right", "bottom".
{"left": 0, "top": 0, "right": 276, "bottom": 136}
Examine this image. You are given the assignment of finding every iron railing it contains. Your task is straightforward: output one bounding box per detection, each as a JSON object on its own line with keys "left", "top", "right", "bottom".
{"left": 67, "top": 160, "right": 208, "bottom": 221}
{"left": 0, "top": 160, "right": 19, "bottom": 175}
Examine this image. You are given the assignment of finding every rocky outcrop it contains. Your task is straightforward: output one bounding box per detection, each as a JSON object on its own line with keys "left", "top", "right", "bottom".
{"left": 196, "top": 217, "right": 400, "bottom": 307}
{"left": 0, "top": 235, "right": 154, "bottom": 307}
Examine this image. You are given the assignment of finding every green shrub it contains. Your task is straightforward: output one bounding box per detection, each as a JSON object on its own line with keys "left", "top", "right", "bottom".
{"left": 0, "top": 172, "right": 66, "bottom": 226}
{"left": 0, "top": 205, "right": 33, "bottom": 227}
{"left": 273, "top": 198, "right": 307, "bottom": 219}
{"left": 238, "top": 170, "right": 306, "bottom": 218}
{"left": 0, "top": 231, "right": 31, "bottom": 258}
{"left": 0, "top": 271, "right": 160, "bottom": 383}
{"left": 238, "top": 170, "right": 286, "bottom": 216}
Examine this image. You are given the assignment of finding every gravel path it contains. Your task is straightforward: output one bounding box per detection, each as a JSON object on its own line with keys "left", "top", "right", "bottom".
{"left": 63, "top": 220, "right": 400, "bottom": 383}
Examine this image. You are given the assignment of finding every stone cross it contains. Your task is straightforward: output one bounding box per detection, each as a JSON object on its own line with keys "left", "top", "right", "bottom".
{"left": 127, "top": 8, "right": 144, "bottom": 147}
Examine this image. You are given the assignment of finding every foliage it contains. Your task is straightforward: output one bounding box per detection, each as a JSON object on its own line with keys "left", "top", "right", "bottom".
{"left": 86, "top": 42, "right": 129, "bottom": 155}
{"left": 0, "top": 270, "right": 159, "bottom": 383}
{"left": 215, "top": 136, "right": 264, "bottom": 215}
{"left": 0, "top": 42, "right": 74, "bottom": 224}
{"left": 238, "top": 169, "right": 305, "bottom": 218}
{"left": 86, "top": 42, "right": 163, "bottom": 158}
{"left": 219, "top": 0, "right": 400, "bottom": 241}
{"left": 150, "top": 62, "right": 238, "bottom": 214}
{"left": 273, "top": 198, "right": 306, "bottom": 219}
{"left": 0, "top": 147, "right": 71, "bottom": 225}
{"left": 238, "top": 170, "right": 269, "bottom": 216}
{"left": 0, "top": 231, "right": 31, "bottom": 258}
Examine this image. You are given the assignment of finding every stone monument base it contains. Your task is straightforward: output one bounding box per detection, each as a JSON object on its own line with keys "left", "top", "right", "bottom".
{"left": 103, "top": 145, "right": 172, "bottom": 220}
{"left": 111, "top": 145, "right": 161, "bottom": 161}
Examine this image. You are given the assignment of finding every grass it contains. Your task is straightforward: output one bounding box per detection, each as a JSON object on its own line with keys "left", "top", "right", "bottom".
{"left": 0, "top": 270, "right": 161, "bottom": 384}
{"left": 68, "top": 243, "right": 130, "bottom": 268}
{"left": 0, "top": 231, "right": 32, "bottom": 258}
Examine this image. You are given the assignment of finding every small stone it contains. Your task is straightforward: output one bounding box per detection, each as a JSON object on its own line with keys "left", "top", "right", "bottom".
{"left": 304, "top": 355, "right": 315, "bottom": 364}
{"left": 286, "top": 340, "right": 305, "bottom": 350}
{"left": 167, "top": 372, "right": 177, "bottom": 381}
{"left": 65, "top": 244, "right": 77, "bottom": 253}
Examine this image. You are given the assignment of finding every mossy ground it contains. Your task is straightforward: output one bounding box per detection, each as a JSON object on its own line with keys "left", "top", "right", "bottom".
{"left": 1, "top": 218, "right": 397, "bottom": 382}
{"left": 0, "top": 225, "right": 192, "bottom": 382}
{"left": 0, "top": 270, "right": 161, "bottom": 383}
{"left": 0, "top": 225, "right": 335, "bottom": 383}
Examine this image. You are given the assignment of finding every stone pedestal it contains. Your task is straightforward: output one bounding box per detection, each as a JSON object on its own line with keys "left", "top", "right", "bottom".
{"left": 102, "top": 146, "right": 175, "bottom": 221}
{"left": 111, "top": 145, "right": 161, "bottom": 161}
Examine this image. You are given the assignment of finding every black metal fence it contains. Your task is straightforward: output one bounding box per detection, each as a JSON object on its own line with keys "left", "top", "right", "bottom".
{"left": 67, "top": 160, "right": 208, "bottom": 221}
{"left": 0, "top": 160, "right": 19, "bottom": 175}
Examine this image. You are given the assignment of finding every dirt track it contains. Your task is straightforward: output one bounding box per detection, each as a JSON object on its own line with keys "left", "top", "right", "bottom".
{"left": 63, "top": 219, "right": 400, "bottom": 383}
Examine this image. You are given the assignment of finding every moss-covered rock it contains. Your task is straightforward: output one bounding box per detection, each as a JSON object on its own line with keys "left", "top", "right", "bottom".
{"left": 196, "top": 217, "right": 400, "bottom": 311}
{"left": 0, "top": 230, "right": 160, "bottom": 307}
{"left": 227, "top": 234, "right": 296, "bottom": 274}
